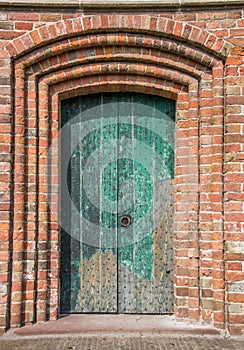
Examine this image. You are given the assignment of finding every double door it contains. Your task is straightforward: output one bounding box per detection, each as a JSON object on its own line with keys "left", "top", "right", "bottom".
{"left": 60, "top": 92, "right": 175, "bottom": 314}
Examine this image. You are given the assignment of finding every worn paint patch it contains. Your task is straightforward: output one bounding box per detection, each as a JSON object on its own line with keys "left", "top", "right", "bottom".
{"left": 77, "top": 249, "right": 117, "bottom": 313}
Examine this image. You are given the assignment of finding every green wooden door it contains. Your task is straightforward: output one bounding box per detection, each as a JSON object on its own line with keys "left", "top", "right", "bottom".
{"left": 60, "top": 93, "right": 175, "bottom": 314}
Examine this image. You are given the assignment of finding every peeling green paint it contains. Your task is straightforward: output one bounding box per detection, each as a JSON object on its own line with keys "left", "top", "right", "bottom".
{"left": 60, "top": 92, "right": 175, "bottom": 314}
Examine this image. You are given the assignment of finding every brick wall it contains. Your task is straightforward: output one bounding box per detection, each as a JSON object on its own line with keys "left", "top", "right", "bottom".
{"left": 0, "top": 6, "right": 243, "bottom": 335}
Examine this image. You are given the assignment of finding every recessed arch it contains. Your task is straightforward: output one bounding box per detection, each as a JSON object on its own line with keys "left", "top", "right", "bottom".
{"left": 4, "top": 15, "right": 233, "bottom": 60}
{"left": 6, "top": 13, "right": 226, "bottom": 331}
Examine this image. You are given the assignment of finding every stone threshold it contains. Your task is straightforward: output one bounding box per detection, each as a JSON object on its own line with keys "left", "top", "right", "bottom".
{"left": 14, "top": 314, "right": 220, "bottom": 336}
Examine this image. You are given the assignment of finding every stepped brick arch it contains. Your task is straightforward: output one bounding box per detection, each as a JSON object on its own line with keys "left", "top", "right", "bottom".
{"left": 1, "top": 14, "right": 234, "bottom": 333}
{"left": 4, "top": 15, "right": 233, "bottom": 59}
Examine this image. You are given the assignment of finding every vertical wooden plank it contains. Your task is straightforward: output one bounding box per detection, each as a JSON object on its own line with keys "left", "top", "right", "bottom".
{"left": 75, "top": 93, "right": 118, "bottom": 312}
{"left": 99, "top": 93, "right": 118, "bottom": 312}
{"left": 72, "top": 94, "right": 104, "bottom": 312}
{"left": 60, "top": 102, "right": 72, "bottom": 313}
{"left": 79, "top": 93, "right": 103, "bottom": 312}
{"left": 132, "top": 93, "right": 154, "bottom": 313}
{"left": 152, "top": 96, "right": 175, "bottom": 312}
{"left": 117, "top": 93, "right": 134, "bottom": 313}
{"left": 70, "top": 117, "right": 81, "bottom": 312}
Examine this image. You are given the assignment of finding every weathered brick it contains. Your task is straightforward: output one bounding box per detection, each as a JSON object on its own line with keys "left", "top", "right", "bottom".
{"left": 0, "top": 7, "right": 243, "bottom": 337}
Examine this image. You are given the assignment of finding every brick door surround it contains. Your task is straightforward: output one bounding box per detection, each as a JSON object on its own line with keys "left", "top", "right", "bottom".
{"left": 0, "top": 13, "right": 242, "bottom": 335}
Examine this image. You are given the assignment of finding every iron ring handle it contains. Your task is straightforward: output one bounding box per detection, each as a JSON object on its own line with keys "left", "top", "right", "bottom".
{"left": 120, "top": 215, "right": 131, "bottom": 227}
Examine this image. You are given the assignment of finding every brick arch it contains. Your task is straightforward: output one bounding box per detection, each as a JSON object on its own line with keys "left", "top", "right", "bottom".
{"left": 38, "top": 73, "right": 195, "bottom": 324}
{"left": 26, "top": 43, "right": 209, "bottom": 81}
{"left": 4, "top": 15, "right": 233, "bottom": 60}
{"left": 10, "top": 69, "right": 194, "bottom": 327}
{"left": 17, "top": 31, "right": 219, "bottom": 76}
{"left": 41, "top": 62, "right": 197, "bottom": 88}
{"left": 6, "top": 14, "right": 227, "bottom": 333}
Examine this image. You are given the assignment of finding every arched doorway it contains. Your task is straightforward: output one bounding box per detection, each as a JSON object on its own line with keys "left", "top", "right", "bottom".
{"left": 60, "top": 92, "right": 175, "bottom": 314}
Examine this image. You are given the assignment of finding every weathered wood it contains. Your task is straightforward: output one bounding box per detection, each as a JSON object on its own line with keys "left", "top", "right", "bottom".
{"left": 60, "top": 92, "right": 175, "bottom": 314}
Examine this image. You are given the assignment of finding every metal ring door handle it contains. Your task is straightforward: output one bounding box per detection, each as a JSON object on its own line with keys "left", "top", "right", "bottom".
{"left": 120, "top": 215, "right": 131, "bottom": 227}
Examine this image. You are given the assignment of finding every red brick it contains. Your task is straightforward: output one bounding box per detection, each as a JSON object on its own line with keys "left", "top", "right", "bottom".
{"left": 9, "top": 13, "right": 39, "bottom": 21}
{"left": 226, "top": 272, "right": 244, "bottom": 282}
{"left": 15, "top": 21, "right": 33, "bottom": 31}
{"left": 40, "top": 14, "right": 61, "bottom": 22}
{"left": 225, "top": 66, "right": 239, "bottom": 76}
{"left": 29, "top": 29, "right": 42, "bottom": 45}
{"left": 0, "top": 30, "right": 25, "bottom": 40}
{"left": 229, "top": 315, "right": 244, "bottom": 324}
{"left": 226, "top": 262, "right": 242, "bottom": 271}
{"left": 226, "top": 56, "right": 243, "bottom": 65}
{"left": 0, "top": 9, "right": 243, "bottom": 337}
{"left": 230, "top": 28, "right": 244, "bottom": 37}
{"left": 228, "top": 294, "right": 244, "bottom": 303}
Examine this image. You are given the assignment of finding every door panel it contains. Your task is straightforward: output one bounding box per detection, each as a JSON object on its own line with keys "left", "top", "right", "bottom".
{"left": 60, "top": 92, "right": 175, "bottom": 314}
